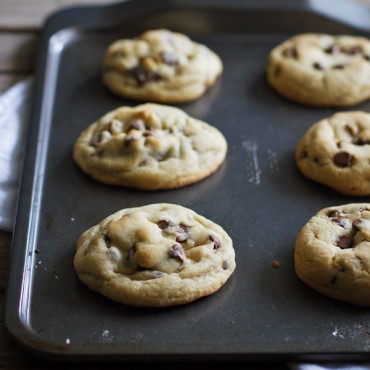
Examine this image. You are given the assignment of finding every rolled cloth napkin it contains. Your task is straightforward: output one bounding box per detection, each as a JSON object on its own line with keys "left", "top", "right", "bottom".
{"left": 1, "top": 79, "right": 370, "bottom": 370}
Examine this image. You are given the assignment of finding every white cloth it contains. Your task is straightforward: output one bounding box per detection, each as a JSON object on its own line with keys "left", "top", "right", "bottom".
{"left": 1, "top": 79, "right": 370, "bottom": 369}
{"left": 0, "top": 77, "right": 33, "bottom": 231}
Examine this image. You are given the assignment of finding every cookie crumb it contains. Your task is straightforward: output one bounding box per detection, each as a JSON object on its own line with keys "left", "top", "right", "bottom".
{"left": 272, "top": 260, "right": 281, "bottom": 269}
{"left": 66, "top": 338, "right": 70, "bottom": 344}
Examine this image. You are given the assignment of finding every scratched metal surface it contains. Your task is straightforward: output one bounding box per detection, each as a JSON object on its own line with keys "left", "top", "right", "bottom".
{"left": 5, "top": 0, "right": 370, "bottom": 361}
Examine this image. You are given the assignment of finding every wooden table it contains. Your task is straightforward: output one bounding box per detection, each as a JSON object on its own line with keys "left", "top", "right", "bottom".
{"left": 1, "top": 0, "right": 369, "bottom": 368}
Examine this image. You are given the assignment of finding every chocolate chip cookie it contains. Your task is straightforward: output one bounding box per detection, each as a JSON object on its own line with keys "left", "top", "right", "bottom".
{"left": 267, "top": 33, "right": 370, "bottom": 106}
{"left": 296, "top": 111, "right": 370, "bottom": 196}
{"left": 74, "top": 203, "right": 236, "bottom": 307}
{"left": 73, "top": 103, "right": 227, "bottom": 190}
{"left": 295, "top": 203, "right": 370, "bottom": 306}
{"left": 102, "top": 29, "right": 223, "bottom": 103}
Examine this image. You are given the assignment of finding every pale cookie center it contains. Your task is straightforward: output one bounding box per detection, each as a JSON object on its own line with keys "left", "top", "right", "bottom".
{"left": 89, "top": 109, "right": 190, "bottom": 165}
{"left": 281, "top": 42, "right": 370, "bottom": 71}
{"left": 102, "top": 212, "right": 226, "bottom": 280}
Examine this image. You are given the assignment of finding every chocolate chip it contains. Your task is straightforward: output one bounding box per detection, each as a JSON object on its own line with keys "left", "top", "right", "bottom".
{"left": 333, "top": 64, "right": 345, "bottom": 69}
{"left": 91, "top": 133, "right": 103, "bottom": 147}
{"left": 353, "top": 138, "right": 369, "bottom": 146}
{"left": 127, "top": 119, "right": 143, "bottom": 131}
{"left": 282, "top": 47, "right": 298, "bottom": 58}
{"left": 352, "top": 218, "right": 362, "bottom": 231}
{"left": 127, "top": 245, "right": 136, "bottom": 260}
{"left": 143, "top": 131, "right": 155, "bottom": 137}
{"left": 313, "top": 62, "right": 324, "bottom": 70}
{"left": 209, "top": 234, "right": 221, "bottom": 249}
{"left": 299, "top": 150, "right": 308, "bottom": 160}
{"left": 332, "top": 218, "right": 347, "bottom": 228}
{"left": 129, "top": 66, "right": 161, "bottom": 86}
{"left": 364, "top": 55, "right": 370, "bottom": 61}
{"left": 168, "top": 243, "right": 186, "bottom": 263}
{"left": 222, "top": 261, "right": 229, "bottom": 270}
{"left": 103, "top": 233, "right": 111, "bottom": 244}
{"left": 333, "top": 151, "right": 353, "bottom": 167}
{"left": 325, "top": 44, "right": 340, "bottom": 54}
{"left": 272, "top": 260, "right": 281, "bottom": 269}
{"left": 346, "top": 46, "right": 362, "bottom": 55}
{"left": 328, "top": 209, "right": 343, "bottom": 218}
{"left": 336, "top": 235, "right": 353, "bottom": 249}
{"left": 158, "top": 219, "right": 171, "bottom": 230}
{"left": 160, "top": 52, "right": 178, "bottom": 65}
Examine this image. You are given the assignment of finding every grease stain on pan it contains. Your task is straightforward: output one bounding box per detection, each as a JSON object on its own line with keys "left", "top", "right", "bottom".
{"left": 242, "top": 139, "right": 261, "bottom": 185}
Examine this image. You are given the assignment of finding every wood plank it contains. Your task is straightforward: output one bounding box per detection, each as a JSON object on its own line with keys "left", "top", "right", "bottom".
{"left": 0, "top": 0, "right": 122, "bottom": 30}
{"left": 0, "top": 33, "right": 38, "bottom": 73}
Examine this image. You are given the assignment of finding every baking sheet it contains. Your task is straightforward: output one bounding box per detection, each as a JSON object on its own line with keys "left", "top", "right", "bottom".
{"left": 5, "top": 0, "right": 370, "bottom": 361}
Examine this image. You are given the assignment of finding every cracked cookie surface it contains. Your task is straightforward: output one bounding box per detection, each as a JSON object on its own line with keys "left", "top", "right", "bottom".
{"left": 74, "top": 203, "right": 236, "bottom": 307}
{"left": 102, "top": 29, "right": 223, "bottom": 103}
{"left": 295, "top": 204, "right": 370, "bottom": 306}
{"left": 73, "top": 103, "right": 227, "bottom": 190}
{"left": 296, "top": 111, "right": 370, "bottom": 195}
{"left": 267, "top": 33, "right": 370, "bottom": 106}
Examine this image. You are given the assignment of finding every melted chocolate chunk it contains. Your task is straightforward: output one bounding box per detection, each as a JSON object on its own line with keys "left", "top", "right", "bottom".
{"left": 332, "top": 218, "right": 347, "bottom": 228}
{"left": 328, "top": 209, "right": 343, "bottom": 218}
{"left": 158, "top": 219, "right": 171, "bottom": 230}
{"left": 353, "top": 138, "right": 370, "bottom": 146}
{"left": 364, "top": 55, "right": 370, "bottom": 61}
{"left": 352, "top": 218, "right": 362, "bottom": 231}
{"left": 345, "top": 46, "right": 362, "bottom": 55}
{"left": 209, "top": 234, "right": 221, "bottom": 249}
{"left": 103, "top": 233, "right": 111, "bottom": 244}
{"left": 336, "top": 235, "right": 353, "bottom": 249}
{"left": 168, "top": 243, "right": 186, "bottom": 263}
{"left": 313, "top": 62, "right": 324, "bottom": 70}
{"left": 325, "top": 44, "right": 340, "bottom": 54}
{"left": 333, "top": 151, "right": 353, "bottom": 167}
{"left": 333, "top": 64, "right": 345, "bottom": 69}
{"left": 130, "top": 66, "right": 161, "bottom": 86}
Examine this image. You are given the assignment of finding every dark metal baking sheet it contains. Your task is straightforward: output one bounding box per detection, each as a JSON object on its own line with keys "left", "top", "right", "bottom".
{"left": 5, "top": 0, "right": 370, "bottom": 361}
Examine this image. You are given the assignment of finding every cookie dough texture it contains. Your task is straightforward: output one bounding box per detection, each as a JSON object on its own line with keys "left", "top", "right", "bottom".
{"left": 295, "top": 204, "right": 370, "bottom": 306}
{"left": 73, "top": 103, "right": 227, "bottom": 190}
{"left": 267, "top": 33, "right": 370, "bottom": 106}
{"left": 102, "top": 29, "right": 223, "bottom": 103}
{"left": 74, "top": 203, "right": 236, "bottom": 307}
{"left": 296, "top": 111, "right": 370, "bottom": 196}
